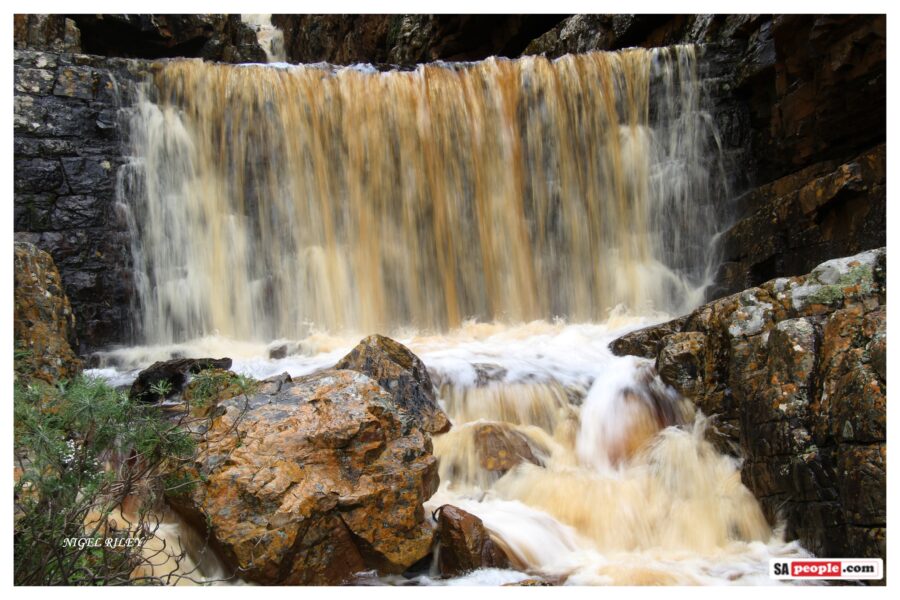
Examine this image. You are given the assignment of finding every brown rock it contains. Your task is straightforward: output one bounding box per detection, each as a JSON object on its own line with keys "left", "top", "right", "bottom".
{"left": 437, "top": 505, "right": 509, "bottom": 577}
{"left": 655, "top": 332, "right": 707, "bottom": 398}
{"left": 473, "top": 423, "right": 542, "bottom": 474}
{"left": 335, "top": 334, "right": 451, "bottom": 434}
{"left": 169, "top": 369, "right": 439, "bottom": 585}
{"left": 608, "top": 315, "right": 687, "bottom": 359}
{"left": 13, "top": 241, "right": 82, "bottom": 383}
{"left": 14, "top": 15, "right": 81, "bottom": 53}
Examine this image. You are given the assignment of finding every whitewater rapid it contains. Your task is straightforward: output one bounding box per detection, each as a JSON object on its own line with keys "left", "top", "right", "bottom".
{"left": 87, "top": 313, "right": 812, "bottom": 585}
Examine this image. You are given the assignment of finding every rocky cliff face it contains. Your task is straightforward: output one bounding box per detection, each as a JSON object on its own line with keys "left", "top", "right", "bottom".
{"left": 15, "top": 14, "right": 266, "bottom": 63}
{"left": 271, "top": 14, "right": 565, "bottom": 66}
{"left": 611, "top": 248, "right": 886, "bottom": 562}
{"left": 13, "top": 50, "right": 160, "bottom": 351}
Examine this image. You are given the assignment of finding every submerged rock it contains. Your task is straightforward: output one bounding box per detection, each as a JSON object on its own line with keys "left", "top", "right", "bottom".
{"left": 13, "top": 241, "right": 82, "bottom": 383}
{"left": 168, "top": 369, "right": 439, "bottom": 585}
{"left": 473, "top": 423, "right": 542, "bottom": 474}
{"left": 128, "top": 357, "right": 232, "bottom": 402}
{"left": 437, "top": 505, "right": 509, "bottom": 577}
{"left": 608, "top": 248, "right": 886, "bottom": 562}
{"left": 335, "top": 334, "right": 451, "bottom": 434}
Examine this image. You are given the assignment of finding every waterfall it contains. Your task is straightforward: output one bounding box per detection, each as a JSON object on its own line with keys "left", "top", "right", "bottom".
{"left": 121, "top": 46, "right": 726, "bottom": 345}
{"left": 94, "top": 46, "right": 815, "bottom": 586}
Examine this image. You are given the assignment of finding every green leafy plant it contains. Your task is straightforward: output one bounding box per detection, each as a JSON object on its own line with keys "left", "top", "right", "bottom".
{"left": 13, "top": 376, "right": 205, "bottom": 585}
{"left": 148, "top": 379, "right": 174, "bottom": 402}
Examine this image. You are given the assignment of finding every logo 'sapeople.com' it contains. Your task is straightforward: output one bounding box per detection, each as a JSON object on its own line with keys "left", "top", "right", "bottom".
{"left": 770, "top": 558, "right": 883, "bottom": 580}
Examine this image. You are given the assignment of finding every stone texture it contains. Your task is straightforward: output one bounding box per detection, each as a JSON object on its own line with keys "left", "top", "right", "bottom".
{"left": 472, "top": 423, "right": 542, "bottom": 474}
{"left": 14, "top": 50, "right": 158, "bottom": 352}
{"left": 13, "top": 241, "right": 82, "bottom": 383}
{"left": 335, "top": 334, "right": 451, "bottom": 434}
{"left": 16, "top": 15, "right": 267, "bottom": 63}
{"left": 716, "top": 144, "right": 886, "bottom": 296}
{"left": 609, "top": 248, "right": 886, "bottom": 563}
{"left": 437, "top": 505, "right": 510, "bottom": 577}
{"left": 271, "top": 15, "right": 565, "bottom": 66}
{"left": 655, "top": 332, "right": 707, "bottom": 398}
{"left": 610, "top": 316, "right": 688, "bottom": 359}
{"left": 168, "top": 369, "right": 439, "bottom": 585}
{"left": 14, "top": 15, "right": 81, "bottom": 54}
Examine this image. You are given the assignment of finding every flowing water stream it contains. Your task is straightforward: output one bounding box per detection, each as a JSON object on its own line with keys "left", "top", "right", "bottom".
{"left": 90, "top": 46, "right": 812, "bottom": 584}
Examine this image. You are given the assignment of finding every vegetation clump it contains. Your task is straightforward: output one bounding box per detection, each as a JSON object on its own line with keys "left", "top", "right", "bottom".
{"left": 14, "top": 375, "right": 199, "bottom": 585}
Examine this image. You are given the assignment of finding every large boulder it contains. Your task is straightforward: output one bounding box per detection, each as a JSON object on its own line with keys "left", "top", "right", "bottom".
{"left": 437, "top": 505, "right": 509, "bottom": 577}
{"left": 609, "top": 248, "right": 886, "bottom": 563}
{"left": 335, "top": 334, "right": 451, "bottom": 434}
{"left": 168, "top": 369, "right": 439, "bottom": 585}
{"left": 129, "top": 357, "right": 232, "bottom": 402}
{"left": 13, "top": 241, "right": 82, "bottom": 383}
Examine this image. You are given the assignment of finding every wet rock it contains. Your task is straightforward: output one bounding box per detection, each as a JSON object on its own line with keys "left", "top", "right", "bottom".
{"left": 268, "top": 343, "right": 288, "bottom": 359}
{"left": 129, "top": 357, "right": 232, "bottom": 402}
{"left": 67, "top": 15, "right": 266, "bottom": 63}
{"left": 13, "top": 241, "right": 82, "bottom": 383}
{"left": 437, "top": 505, "right": 509, "bottom": 577}
{"left": 504, "top": 578, "right": 553, "bottom": 586}
{"left": 611, "top": 248, "right": 886, "bottom": 562}
{"left": 472, "top": 363, "right": 508, "bottom": 387}
{"left": 655, "top": 332, "right": 707, "bottom": 398}
{"left": 609, "top": 315, "right": 688, "bottom": 359}
{"left": 168, "top": 369, "right": 439, "bottom": 585}
{"left": 335, "top": 334, "right": 451, "bottom": 434}
{"left": 14, "top": 15, "right": 81, "bottom": 53}
{"left": 473, "top": 423, "right": 542, "bottom": 474}
{"left": 272, "top": 15, "right": 564, "bottom": 66}
{"left": 14, "top": 50, "right": 153, "bottom": 352}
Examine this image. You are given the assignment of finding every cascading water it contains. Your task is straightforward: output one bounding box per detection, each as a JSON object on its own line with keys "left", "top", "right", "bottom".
{"left": 240, "top": 14, "right": 286, "bottom": 63}
{"left": 93, "top": 45, "right": 812, "bottom": 585}
{"left": 120, "top": 46, "right": 724, "bottom": 345}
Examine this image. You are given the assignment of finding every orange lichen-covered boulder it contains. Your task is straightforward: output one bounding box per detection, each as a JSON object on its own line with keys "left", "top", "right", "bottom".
{"left": 168, "top": 369, "right": 439, "bottom": 585}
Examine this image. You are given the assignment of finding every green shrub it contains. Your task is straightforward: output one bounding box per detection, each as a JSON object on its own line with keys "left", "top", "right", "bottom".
{"left": 14, "top": 376, "right": 199, "bottom": 585}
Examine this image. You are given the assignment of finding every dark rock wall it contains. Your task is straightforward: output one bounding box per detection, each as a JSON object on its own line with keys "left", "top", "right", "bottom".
{"left": 271, "top": 14, "right": 566, "bottom": 66}
{"left": 610, "top": 248, "right": 886, "bottom": 564}
{"left": 13, "top": 50, "right": 156, "bottom": 352}
{"left": 15, "top": 14, "right": 266, "bottom": 63}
